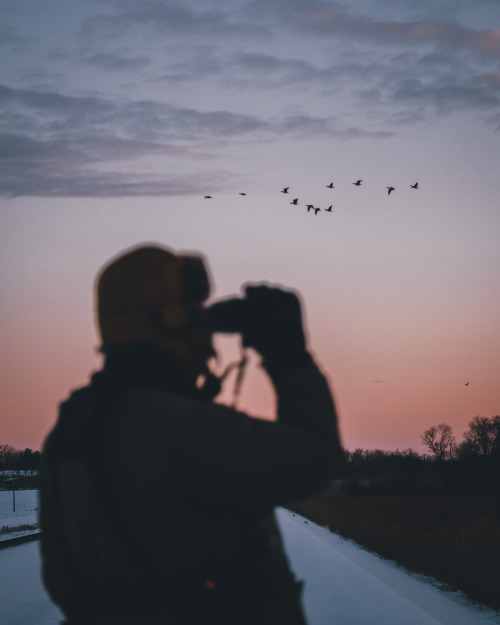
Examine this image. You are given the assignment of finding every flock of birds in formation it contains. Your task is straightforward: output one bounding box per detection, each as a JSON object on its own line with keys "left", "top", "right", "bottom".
{"left": 203, "top": 180, "right": 420, "bottom": 214}
{"left": 203, "top": 182, "right": 473, "bottom": 388}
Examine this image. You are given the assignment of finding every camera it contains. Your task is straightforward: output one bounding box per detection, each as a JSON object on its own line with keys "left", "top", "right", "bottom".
{"left": 206, "top": 297, "right": 248, "bottom": 334}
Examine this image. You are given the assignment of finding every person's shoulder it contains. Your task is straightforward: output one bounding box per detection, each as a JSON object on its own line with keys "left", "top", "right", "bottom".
{"left": 57, "top": 382, "right": 92, "bottom": 407}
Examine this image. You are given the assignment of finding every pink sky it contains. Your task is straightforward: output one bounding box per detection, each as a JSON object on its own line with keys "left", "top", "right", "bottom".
{"left": 1, "top": 197, "right": 498, "bottom": 453}
{"left": 1, "top": 1, "right": 499, "bottom": 452}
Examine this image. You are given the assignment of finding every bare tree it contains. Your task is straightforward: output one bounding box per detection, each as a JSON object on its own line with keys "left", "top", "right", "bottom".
{"left": 422, "top": 423, "right": 455, "bottom": 460}
{"left": 0, "top": 443, "right": 19, "bottom": 470}
{"left": 463, "top": 416, "right": 500, "bottom": 456}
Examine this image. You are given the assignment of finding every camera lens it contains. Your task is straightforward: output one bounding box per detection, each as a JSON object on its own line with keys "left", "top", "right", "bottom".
{"left": 207, "top": 298, "right": 245, "bottom": 333}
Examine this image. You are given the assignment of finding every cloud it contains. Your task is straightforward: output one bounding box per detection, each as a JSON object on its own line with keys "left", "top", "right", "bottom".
{"left": 224, "top": 48, "right": 500, "bottom": 128}
{"left": 0, "top": 25, "right": 23, "bottom": 47}
{"left": 273, "top": 114, "right": 393, "bottom": 139}
{"left": 391, "top": 77, "right": 500, "bottom": 115}
{"left": 245, "top": 0, "right": 500, "bottom": 62}
{"left": 0, "top": 141, "right": 231, "bottom": 198}
{"left": 154, "top": 47, "right": 225, "bottom": 85}
{"left": 0, "top": 129, "right": 208, "bottom": 198}
{"left": 230, "top": 53, "right": 329, "bottom": 87}
{"left": 485, "top": 110, "right": 500, "bottom": 132}
{"left": 0, "top": 83, "right": 267, "bottom": 145}
{"left": 87, "top": 53, "right": 151, "bottom": 72}
{"left": 0, "top": 83, "right": 389, "bottom": 197}
{"left": 133, "top": 24, "right": 500, "bottom": 130}
{"left": 79, "top": 1, "right": 268, "bottom": 44}
{"left": 45, "top": 1, "right": 497, "bottom": 136}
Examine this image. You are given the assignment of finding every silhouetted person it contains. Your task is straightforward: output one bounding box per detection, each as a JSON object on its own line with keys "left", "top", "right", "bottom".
{"left": 40, "top": 244, "right": 342, "bottom": 625}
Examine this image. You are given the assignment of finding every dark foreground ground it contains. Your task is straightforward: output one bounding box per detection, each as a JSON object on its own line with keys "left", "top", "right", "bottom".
{"left": 288, "top": 489, "right": 500, "bottom": 611}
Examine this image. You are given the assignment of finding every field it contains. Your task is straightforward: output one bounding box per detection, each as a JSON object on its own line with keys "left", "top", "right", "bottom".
{"left": 0, "top": 489, "right": 39, "bottom": 540}
{"left": 289, "top": 489, "right": 500, "bottom": 611}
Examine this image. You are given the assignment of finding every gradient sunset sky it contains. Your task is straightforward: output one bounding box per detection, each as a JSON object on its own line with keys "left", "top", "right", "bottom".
{"left": 1, "top": 0, "right": 499, "bottom": 453}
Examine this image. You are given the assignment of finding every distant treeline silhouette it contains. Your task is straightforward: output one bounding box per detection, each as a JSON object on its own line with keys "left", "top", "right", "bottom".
{"left": 0, "top": 443, "right": 42, "bottom": 488}
{"left": 0, "top": 444, "right": 40, "bottom": 471}
{"left": 336, "top": 415, "right": 500, "bottom": 495}
{"left": 1, "top": 414, "right": 499, "bottom": 494}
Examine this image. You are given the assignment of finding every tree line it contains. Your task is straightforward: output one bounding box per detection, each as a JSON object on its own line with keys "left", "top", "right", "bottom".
{"left": 1, "top": 415, "right": 499, "bottom": 494}
{"left": 336, "top": 415, "right": 500, "bottom": 495}
{"left": 422, "top": 415, "right": 500, "bottom": 461}
{"left": 0, "top": 444, "right": 41, "bottom": 490}
{"left": 0, "top": 444, "right": 41, "bottom": 472}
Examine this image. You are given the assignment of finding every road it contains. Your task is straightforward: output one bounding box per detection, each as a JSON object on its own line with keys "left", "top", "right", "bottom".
{"left": 0, "top": 509, "right": 498, "bottom": 625}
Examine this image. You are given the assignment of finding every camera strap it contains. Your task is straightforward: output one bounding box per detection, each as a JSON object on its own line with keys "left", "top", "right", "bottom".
{"left": 231, "top": 352, "right": 248, "bottom": 408}
{"left": 206, "top": 349, "right": 248, "bottom": 408}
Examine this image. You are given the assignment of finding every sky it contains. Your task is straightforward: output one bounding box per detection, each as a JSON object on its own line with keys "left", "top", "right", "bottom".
{"left": 1, "top": 0, "right": 499, "bottom": 453}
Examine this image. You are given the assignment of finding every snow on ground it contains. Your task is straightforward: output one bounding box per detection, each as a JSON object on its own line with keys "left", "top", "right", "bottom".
{"left": 277, "top": 509, "right": 500, "bottom": 625}
{"left": 0, "top": 540, "right": 62, "bottom": 625}
{"left": 0, "top": 503, "right": 499, "bottom": 625}
{"left": 0, "top": 490, "right": 39, "bottom": 541}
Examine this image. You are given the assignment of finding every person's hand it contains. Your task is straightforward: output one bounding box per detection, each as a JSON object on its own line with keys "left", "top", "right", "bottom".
{"left": 241, "top": 284, "right": 310, "bottom": 370}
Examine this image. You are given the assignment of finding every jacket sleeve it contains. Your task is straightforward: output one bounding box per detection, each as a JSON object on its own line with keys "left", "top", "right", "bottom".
{"left": 201, "top": 359, "right": 342, "bottom": 508}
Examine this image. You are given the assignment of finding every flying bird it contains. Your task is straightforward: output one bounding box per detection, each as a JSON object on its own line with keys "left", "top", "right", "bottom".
{"left": 204, "top": 195, "right": 212, "bottom": 199}
{"left": 290, "top": 198, "right": 299, "bottom": 205}
{"left": 465, "top": 382, "right": 469, "bottom": 386}
{"left": 387, "top": 186, "right": 395, "bottom": 195}
{"left": 314, "top": 207, "right": 321, "bottom": 215}
{"left": 353, "top": 180, "right": 362, "bottom": 186}
{"left": 306, "top": 204, "right": 314, "bottom": 212}
{"left": 325, "top": 205, "right": 333, "bottom": 212}
{"left": 410, "top": 182, "right": 419, "bottom": 189}
{"left": 281, "top": 187, "right": 289, "bottom": 194}
{"left": 326, "top": 182, "right": 334, "bottom": 188}
{"left": 239, "top": 192, "right": 247, "bottom": 196}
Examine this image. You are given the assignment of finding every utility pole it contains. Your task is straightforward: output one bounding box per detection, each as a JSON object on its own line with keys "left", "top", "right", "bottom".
{"left": 6, "top": 477, "right": 16, "bottom": 512}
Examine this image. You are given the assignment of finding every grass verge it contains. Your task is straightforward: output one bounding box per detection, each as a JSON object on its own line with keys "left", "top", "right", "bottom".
{"left": 288, "top": 490, "right": 500, "bottom": 612}
{"left": 0, "top": 522, "right": 40, "bottom": 536}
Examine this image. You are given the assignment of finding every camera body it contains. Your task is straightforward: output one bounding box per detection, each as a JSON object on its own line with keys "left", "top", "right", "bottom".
{"left": 206, "top": 297, "right": 248, "bottom": 334}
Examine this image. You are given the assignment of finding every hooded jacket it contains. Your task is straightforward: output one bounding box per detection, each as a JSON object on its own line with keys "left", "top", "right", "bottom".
{"left": 40, "top": 346, "right": 341, "bottom": 624}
